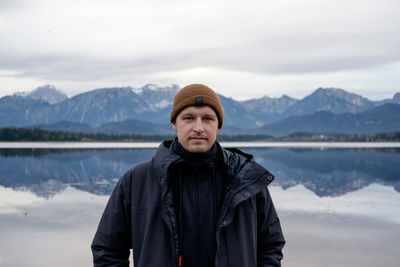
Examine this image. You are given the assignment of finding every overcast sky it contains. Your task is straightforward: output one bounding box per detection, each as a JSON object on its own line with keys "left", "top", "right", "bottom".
{"left": 0, "top": 0, "right": 399, "bottom": 100}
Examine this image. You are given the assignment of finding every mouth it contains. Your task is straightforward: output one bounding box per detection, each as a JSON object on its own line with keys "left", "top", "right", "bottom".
{"left": 189, "top": 136, "right": 207, "bottom": 141}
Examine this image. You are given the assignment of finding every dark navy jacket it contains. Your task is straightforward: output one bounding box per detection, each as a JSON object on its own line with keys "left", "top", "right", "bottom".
{"left": 91, "top": 141, "right": 285, "bottom": 267}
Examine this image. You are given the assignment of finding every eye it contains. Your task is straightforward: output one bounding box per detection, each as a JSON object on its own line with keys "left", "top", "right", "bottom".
{"left": 183, "top": 116, "right": 193, "bottom": 120}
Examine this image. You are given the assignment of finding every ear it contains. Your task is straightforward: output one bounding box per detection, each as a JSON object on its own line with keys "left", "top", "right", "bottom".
{"left": 172, "top": 121, "right": 177, "bottom": 132}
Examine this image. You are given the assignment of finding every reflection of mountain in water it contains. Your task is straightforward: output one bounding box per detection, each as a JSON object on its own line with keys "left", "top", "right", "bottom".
{"left": 0, "top": 147, "right": 399, "bottom": 197}
{"left": 0, "top": 148, "right": 156, "bottom": 197}
{"left": 242, "top": 147, "right": 400, "bottom": 196}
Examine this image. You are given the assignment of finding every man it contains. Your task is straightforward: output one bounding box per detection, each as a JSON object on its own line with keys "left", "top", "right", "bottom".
{"left": 91, "top": 84, "right": 285, "bottom": 267}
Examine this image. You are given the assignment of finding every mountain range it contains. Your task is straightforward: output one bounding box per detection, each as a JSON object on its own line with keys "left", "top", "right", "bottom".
{"left": 1, "top": 84, "right": 399, "bottom": 136}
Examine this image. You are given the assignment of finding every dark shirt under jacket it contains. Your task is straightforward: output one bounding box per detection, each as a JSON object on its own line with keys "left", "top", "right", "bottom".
{"left": 170, "top": 141, "right": 225, "bottom": 267}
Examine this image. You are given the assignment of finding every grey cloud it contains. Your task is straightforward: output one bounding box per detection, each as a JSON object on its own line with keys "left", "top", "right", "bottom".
{"left": 157, "top": 29, "right": 400, "bottom": 75}
{"left": 0, "top": 51, "right": 168, "bottom": 81}
{"left": 1, "top": 0, "right": 400, "bottom": 83}
{"left": 1, "top": 29, "right": 400, "bottom": 83}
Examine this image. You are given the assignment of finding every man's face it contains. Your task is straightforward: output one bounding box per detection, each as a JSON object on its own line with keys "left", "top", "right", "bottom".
{"left": 172, "top": 105, "right": 219, "bottom": 153}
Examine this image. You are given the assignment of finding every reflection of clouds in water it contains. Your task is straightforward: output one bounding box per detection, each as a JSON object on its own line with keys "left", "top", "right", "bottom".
{"left": 280, "top": 211, "right": 400, "bottom": 267}
{"left": 0, "top": 185, "right": 108, "bottom": 225}
{"left": 0, "top": 185, "right": 45, "bottom": 214}
{"left": 0, "top": 181, "right": 399, "bottom": 267}
{"left": 270, "top": 183, "right": 400, "bottom": 224}
{"left": 0, "top": 186, "right": 111, "bottom": 267}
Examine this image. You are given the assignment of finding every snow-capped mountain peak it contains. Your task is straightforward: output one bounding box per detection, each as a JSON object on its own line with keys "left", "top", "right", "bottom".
{"left": 26, "top": 85, "right": 68, "bottom": 104}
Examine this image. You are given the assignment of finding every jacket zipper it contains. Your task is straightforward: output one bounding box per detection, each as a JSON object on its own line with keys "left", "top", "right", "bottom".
{"left": 161, "top": 174, "right": 181, "bottom": 267}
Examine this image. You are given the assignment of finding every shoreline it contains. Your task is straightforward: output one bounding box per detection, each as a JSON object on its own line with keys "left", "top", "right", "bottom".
{"left": 1, "top": 141, "right": 400, "bottom": 149}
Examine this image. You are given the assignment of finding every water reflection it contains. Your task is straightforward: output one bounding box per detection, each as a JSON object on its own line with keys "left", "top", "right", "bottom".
{"left": 0, "top": 186, "right": 109, "bottom": 267}
{"left": 1, "top": 146, "right": 399, "bottom": 267}
{"left": 242, "top": 147, "right": 400, "bottom": 196}
{"left": 0, "top": 148, "right": 156, "bottom": 197}
{"left": 0, "top": 147, "right": 399, "bottom": 197}
{"left": 2, "top": 184, "right": 398, "bottom": 267}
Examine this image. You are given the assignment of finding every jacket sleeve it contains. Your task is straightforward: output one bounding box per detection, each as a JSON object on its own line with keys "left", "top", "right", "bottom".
{"left": 256, "top": 187, "right": 285, "bottom": 267}
{"left": 91, "top": 173, "right": 132, "bottom": 267}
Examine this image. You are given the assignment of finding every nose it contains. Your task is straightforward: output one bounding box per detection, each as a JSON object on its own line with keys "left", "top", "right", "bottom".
{"left": 193, "top": 117, "right": 204, "bottom": 133}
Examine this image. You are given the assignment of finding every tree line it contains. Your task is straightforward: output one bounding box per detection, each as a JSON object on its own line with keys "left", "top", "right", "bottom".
{"left": 1, "top": 127, "right": 399, "bottom": 142}
{"left": 0, "top": 127, "right": 174, "bottom": 141}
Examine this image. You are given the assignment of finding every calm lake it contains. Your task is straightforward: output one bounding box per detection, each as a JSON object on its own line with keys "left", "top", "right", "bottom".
{"left": 0, "top": 143, "right": 399, "bottom": 267}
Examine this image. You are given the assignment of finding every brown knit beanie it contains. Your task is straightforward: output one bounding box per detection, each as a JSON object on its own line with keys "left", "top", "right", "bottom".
{"left": 170, "top": 84, "right": 224, "bottom": 129}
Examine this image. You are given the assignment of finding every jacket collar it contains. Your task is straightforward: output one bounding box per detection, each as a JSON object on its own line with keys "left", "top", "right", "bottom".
{"left": 153, "top": 140, "right": 274, "bottom": 198}
{"left": 153, "top": 140, "right": 253, "bottom": 173}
